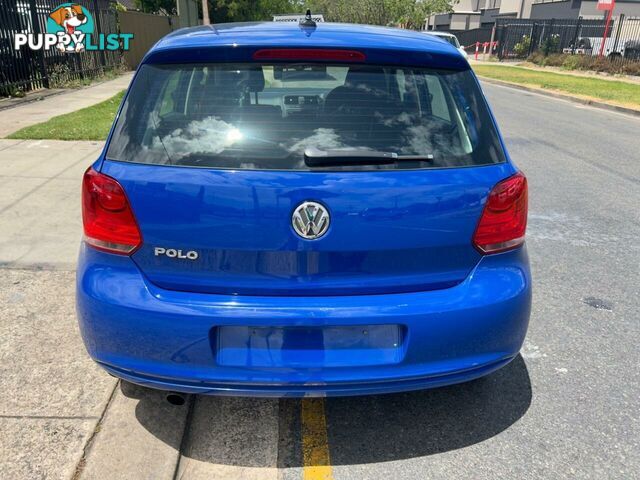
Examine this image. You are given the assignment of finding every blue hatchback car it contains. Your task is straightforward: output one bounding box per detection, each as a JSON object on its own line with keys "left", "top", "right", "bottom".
{"left": 76, "top": 20, "right": 531, "bottom": 397}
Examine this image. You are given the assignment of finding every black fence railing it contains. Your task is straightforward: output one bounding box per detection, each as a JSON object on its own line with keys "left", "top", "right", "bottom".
{"left": 449, "top": 27, "right": 494, "bottom": 50}
{"left": 0, "top": 0, "right": 122, "bottom": 96}
{"left": 495, "top": 16, "right": 640, "bottom": 64}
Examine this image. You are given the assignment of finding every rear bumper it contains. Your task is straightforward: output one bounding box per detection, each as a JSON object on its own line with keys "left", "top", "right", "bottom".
{"left": 76, "top": 245, "right": 531, "bottom": 397}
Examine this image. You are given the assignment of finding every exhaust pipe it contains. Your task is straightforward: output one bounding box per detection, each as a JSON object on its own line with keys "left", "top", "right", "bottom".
{"left": 166, "top": 392, "right": 186, "bottom": 406}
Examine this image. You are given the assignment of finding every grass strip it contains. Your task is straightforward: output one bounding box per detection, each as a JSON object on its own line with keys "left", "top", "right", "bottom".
{"left": 8, "top": 90, "right": 125, "bottom": 141}
{"left": 474, "top": 65, "right": 640, "bottom": 109}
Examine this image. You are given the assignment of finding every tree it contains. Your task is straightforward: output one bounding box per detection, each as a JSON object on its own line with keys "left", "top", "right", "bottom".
{"left": 389, "top": 0, "right": 455, "bottom": 29}
{"left": 133, "top": 0, "right": 177, "bottom": 15}
{"left": 207, "top": 0, "right": 305, "bottom": 23}
{"left": 184, "top": 0, "right": 456, "bottom": 28}
{"left": 202, "top": 0, "right": 210, "bottom": 24}
{"left": 304, "top": 0, "right": 455, "bottom": 29}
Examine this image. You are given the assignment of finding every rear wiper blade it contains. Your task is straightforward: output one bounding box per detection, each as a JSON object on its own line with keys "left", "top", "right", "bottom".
{"left": 304, "top": 147, "right": 433, "bottom": 167}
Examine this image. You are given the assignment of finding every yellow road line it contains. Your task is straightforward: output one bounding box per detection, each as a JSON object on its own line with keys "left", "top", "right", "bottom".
{"left": 301, "top": 398, "right": 334, "bottom": 480}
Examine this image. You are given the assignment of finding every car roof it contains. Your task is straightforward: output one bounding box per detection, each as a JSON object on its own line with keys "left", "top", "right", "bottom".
{"left": 428, "top": 31, "right": 456, "bottom": 37}
{"left": 155, "top": 22, "right": 455, "bottom": 52}
{"left": 144, "top": 21, "right": 467, "bottom": 69}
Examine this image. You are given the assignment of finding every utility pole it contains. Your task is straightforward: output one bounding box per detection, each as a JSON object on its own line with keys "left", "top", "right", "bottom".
{"left": 202, "top": 0, "right": 210, "bottom": 25}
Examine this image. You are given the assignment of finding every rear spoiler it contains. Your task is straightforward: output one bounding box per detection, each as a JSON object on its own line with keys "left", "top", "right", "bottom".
{"left": 142, "top": 45, "right": 470, "bottom": 70}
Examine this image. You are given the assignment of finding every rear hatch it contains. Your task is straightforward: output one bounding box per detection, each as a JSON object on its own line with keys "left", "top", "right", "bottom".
{"left": 102, "top": 57, "right": 512, "bottom": 296}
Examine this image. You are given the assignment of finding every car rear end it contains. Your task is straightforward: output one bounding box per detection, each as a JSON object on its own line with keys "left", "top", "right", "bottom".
{"left": 76, "top": 23, "right": 531, "bottom": 397}
{"left": 427, "top": 31, "right": 468, "bottom": 59}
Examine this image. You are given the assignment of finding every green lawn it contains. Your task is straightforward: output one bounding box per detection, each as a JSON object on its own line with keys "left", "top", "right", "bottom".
{"left": 8, "top": 91, "right": 125, "bottom": 141}
{"left": 474, "top": 65, "right": 640, "bottom": 109}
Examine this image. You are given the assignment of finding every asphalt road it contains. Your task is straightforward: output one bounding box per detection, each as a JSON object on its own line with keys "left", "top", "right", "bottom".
{"left": 1, "top": 82, "right": 639, "bottom": 479}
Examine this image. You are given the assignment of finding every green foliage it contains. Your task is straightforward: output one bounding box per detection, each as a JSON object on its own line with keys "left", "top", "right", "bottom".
{"left": 47, "top": 63, "right": 73, "bottom": 89}
{"left": 588, "top": 56, "right": 614, "bottom": 73}
{"left": 304, "top": 0, "right": 454, "bottom": 29}
{"left": 541, "top": 53, "right": 566, "bottom": 67}
{"left": 133, "top": 0, "right": 177, "bottom": 15}
{"left": 526, "top": 51, "right": 640, "bottom": 77}
{"left": 474, "top": 65, "right": 640, "bottom": 107}
{"left": 513, "top": 35, "right": 531, "bottom": 57}
{"left": 526, "top": 52, "right": 544, "bottom": 65}
{"left": 202, "top": 0, "right": 455, "bottom": 29}
{"left": 561, "top": 54, "right": 581, "bottom": 70}
{"left": 0, "top": 85, "right": 25, "bottom": 98}
{"left": 209, "top": 0, "right": 305, "bottom": 22}
{"left": 621, "top": 62, "right": 640, "bottom": 76}
{"left": 541, "top": 34, "right": 560, "bottom": 56}
{"left": 389, "top": 0, "right": 454, "bottom": 29}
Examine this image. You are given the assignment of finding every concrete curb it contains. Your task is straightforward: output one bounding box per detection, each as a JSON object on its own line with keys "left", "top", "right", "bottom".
{"left": 0, "top": 89, "right": 67, "bottom": 112}
{"left": 477, "top": 76, "right": 640, "bottom": 118}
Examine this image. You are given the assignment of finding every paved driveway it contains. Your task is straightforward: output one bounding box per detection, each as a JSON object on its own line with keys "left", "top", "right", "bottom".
{"left": 0, "top": 82, "right": 639, "bottom": 479}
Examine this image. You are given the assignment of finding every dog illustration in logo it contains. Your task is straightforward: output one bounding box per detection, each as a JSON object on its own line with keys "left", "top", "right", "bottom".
{"left": 49, "top": 4, "right": 87, "bottom": 52}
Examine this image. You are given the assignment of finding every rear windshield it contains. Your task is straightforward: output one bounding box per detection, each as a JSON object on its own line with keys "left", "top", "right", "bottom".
{"left": 106, "top": 63, "right": 505, "bottom": 170}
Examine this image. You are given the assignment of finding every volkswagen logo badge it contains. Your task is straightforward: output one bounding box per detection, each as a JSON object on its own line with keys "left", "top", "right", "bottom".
{"left": 292, "top": 201, "right": 330, "bottom": 240}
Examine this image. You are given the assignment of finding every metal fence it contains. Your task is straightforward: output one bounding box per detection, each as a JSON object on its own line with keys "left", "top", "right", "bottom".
{"left": 494, "top": 16, "right": 640, "bottom": 64}
{"left": 449, "top": 27, "right": 494, "bottom": 51}
{"left": 0, "top": 0, "right": 122, "bottom": 95}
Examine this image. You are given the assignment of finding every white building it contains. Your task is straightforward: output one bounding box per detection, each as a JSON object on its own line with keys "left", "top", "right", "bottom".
{"left": 425, "top": 0, "right": 640, "bottom": 31}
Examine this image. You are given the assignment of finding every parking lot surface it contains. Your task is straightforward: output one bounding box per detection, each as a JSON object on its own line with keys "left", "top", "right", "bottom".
{"left": 0, "top": 83, "right": 638, "bottom": 479}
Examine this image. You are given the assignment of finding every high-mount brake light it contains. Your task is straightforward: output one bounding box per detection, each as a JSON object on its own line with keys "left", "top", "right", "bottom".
{"left": 473, "top": 172, "right": 528, "bottom": 254}
{"left": 82, "top": 167, "right": 142, "bottom": 255}
{"left": 252, "top": 49, "right": 366, "bottom": 62}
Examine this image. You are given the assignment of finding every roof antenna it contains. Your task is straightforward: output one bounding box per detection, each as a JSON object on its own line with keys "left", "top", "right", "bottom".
{"left": 300, "top": 9, "right": 316, "bottom": 27}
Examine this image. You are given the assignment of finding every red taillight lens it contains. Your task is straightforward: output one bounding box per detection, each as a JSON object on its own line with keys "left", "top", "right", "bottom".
{"left": 82, "top": 167, "right": 142, "bottom": 255}
{"left": 252, "top": 48, "right": 366, "bottom": 62}
{"left": 473, "top": 172, "right": 528, "bottom": 254}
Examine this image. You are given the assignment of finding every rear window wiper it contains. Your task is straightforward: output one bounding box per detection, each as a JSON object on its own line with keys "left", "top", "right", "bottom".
{"left": 304, "top": 147, "right": 434, "bottom": 167}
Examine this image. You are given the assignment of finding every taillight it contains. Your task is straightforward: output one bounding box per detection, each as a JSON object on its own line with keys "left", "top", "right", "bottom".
{"left": 252, "top": 48, "right": 366, "bottom": 62}
{"left": 473, "top": 172, "right": 528, "bottom": 254}
{"left": 82, "top": 167, "right": 142, "bottom": 255}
